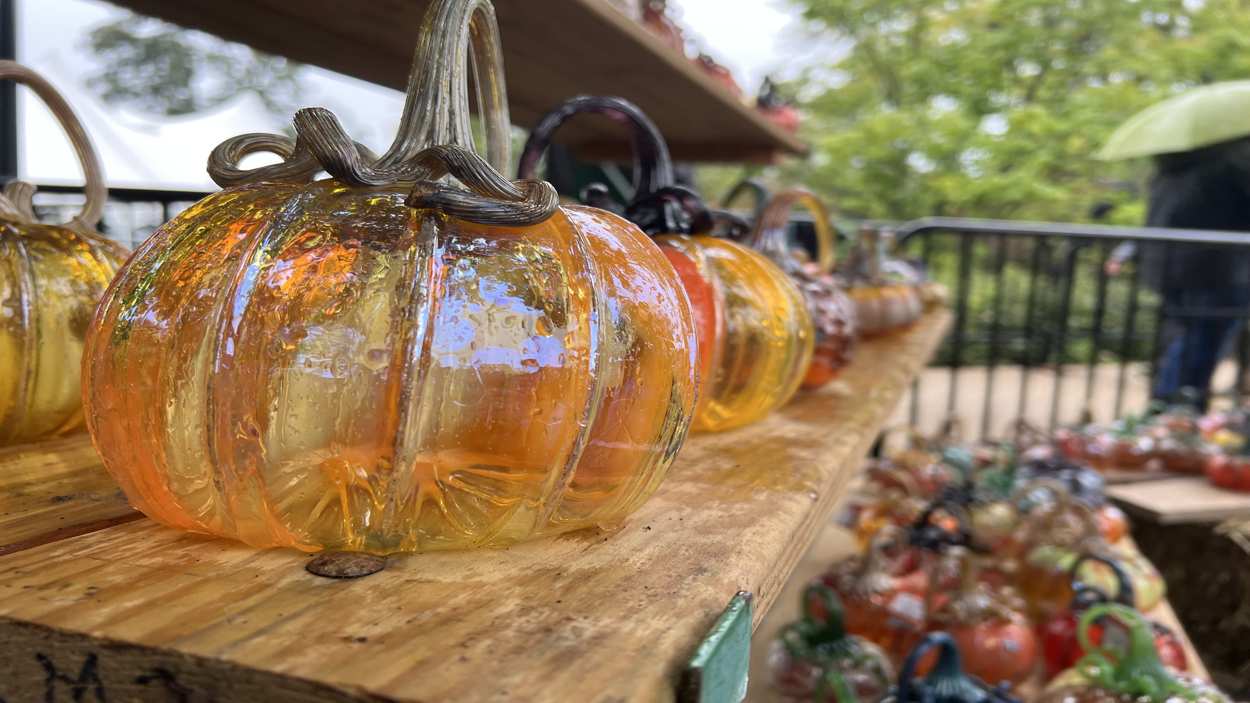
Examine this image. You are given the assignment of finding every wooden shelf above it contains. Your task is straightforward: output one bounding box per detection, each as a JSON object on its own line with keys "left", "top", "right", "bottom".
{"left": 0, "top": 311, "right": 948, "bottom": 702}
{"left": 105, "top": 0, "right": 807, "bottom": 163}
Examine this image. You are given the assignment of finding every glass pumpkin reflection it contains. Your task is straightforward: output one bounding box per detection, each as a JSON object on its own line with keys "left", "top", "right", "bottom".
{"left": 0, "top": 61, "right": 126, "bottom": 446}
{"left": 82, "top": 0, "right": 698, "bottom": 553}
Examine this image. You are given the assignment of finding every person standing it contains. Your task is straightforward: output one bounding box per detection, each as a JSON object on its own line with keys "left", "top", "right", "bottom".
{"left": 1108, "top": 137, "right": 1250, "bottom": 408}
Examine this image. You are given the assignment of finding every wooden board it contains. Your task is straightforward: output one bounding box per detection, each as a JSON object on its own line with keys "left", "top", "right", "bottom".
{"left": 1107, "top": 476, "right": 1250, "bottom": 525}
{"left": 0, "top": 312, "right": 949, "bottom": 702}
{"left": 0, "top": 434, "right": 137, "bottom": 557}
{"left": 745, "top": 525, "right": 1209, "bottom": 703}
{"left": 106, "top": 0, "right": 806, "bottom": 163}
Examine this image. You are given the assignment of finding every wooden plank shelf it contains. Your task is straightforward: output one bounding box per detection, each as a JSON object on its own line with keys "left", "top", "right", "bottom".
{"left": 0, "top": 311, "right": 949, "bottom": 703}
{"left": 106, "top": 0, "right": 807, "bottom": 163}
{"left": 746, "top": 525, "right": 1210, "bottom": 703}
{"left": 1107, "top": 476, "right": 1250, "bottom": 525}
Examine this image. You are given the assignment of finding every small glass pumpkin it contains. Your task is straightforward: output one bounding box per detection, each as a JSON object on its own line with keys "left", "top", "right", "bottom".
{"left": 83, "top": 0, "right": 698, "bottom": 554}
{"left": 883, "top": 632, "right": 1020, "bottom": 703}
{"left": 821, "top": 526, "right": 928, "bottom": 661}
{"left": 923, "top": 549, "right": 1038, "bottom": 688}
{"left": 1015, "top": 496, "right": 1163, "bottom": 618}
{"left": 0, "top": 61, "right": 127, "bottom": 446}
{"left": 1039, "top": 605, "right": 1227, "bottom": 703}
{"left": 749, "top": 189, "right": 858, "bottom": 390}
{"left": 517, "top": 95, "right": 813, "bottom": 433}
{"left": 1039, "top": 553, "right": 1187, "bottom": 679}
{"left": 769, "top": 582, "right": 894, "bottom": 702}
{"left": 846, "top": 226, "right": 922, "bottom": 336}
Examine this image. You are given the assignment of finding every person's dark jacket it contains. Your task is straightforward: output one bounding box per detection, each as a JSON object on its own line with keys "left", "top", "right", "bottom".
{"left": 1140, "top": 137, "right": 1250, "bottom": 293}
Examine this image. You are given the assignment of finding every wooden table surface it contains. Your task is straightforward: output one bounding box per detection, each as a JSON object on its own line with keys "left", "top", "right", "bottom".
{"left": 1107, "top": 475, "right": 1250, "bottom": 525}
{"left": 0, "top": 313, "right": 949, "bottom": 702}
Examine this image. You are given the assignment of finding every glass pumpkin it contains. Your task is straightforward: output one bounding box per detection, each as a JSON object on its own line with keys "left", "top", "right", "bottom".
{"left": 769, "top": 582, "right": 894, "bottom": 702}
{"left": 923, "top": 550, "right": 1038, "bottom": 688}
{"left": 883, "top": 633, "right": 1021, "bottom": 703}
{"left": 749, "top": 189, "right": 858, "bottom": 390}
{"left": 1038, "top": 605, "right": 1227, "bottom": 703}
{"left": 0, "top": 61, "right": 127, "bottom": 446}
{"left": 82, "top": 0, "right": 698, "bottom": 554}
{"left": 1039, "top": 553, "right": 1187, "bottom": 679}
{"left": 517, "top": 95, "right": 813, "bottom": 433}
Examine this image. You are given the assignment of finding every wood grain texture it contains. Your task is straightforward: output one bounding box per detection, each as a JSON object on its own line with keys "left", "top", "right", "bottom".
{"left": 1108, "top": 476, "right": 1250, "bottom": 524}
{"left": 0, "top": 434, "right": 137, "bottom": 556}
{"left": 0, "top": 312, "right": 948, "bottom": 703}
{"left": 745, "top": 526, "right": 1209, "bottom": 703}
{"left": 105, "top": 0, "right": 806, "bottom": 163}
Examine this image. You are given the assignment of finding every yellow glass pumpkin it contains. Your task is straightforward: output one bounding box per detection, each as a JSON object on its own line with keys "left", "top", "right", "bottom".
{"left": 82, "top": 0, "right": 698, "bottom": 554}
{"left": 0, "top": 61, "right": 126, "bottom": 446}
{"left": 518, "top": 95, "right": 813, "bottom": 433}
{"left": 748, "top": 189, "right": 858, "bottom": 390}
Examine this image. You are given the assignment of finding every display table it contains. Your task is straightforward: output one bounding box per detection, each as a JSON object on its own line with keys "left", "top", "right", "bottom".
{"left": 746, "top": 522, "right": 1209, "bottom": 702}
{"left": 0, "top": 313, "right": 950, "bottom": 702}
{"left": 1106, "top": 476, "right": 1250, "bottom": 695}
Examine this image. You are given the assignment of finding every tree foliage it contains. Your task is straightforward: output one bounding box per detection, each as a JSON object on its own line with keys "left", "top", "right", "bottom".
{"left": 775, "top": 0, "right": 1250, "bottom": 223}
{"left": 85, "top": 15, "right": 303, "bottom": 118}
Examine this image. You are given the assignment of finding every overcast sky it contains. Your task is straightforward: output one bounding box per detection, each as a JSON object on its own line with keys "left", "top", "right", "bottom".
{"left": 14, "top": 0, "right": 809, "bottom": 191}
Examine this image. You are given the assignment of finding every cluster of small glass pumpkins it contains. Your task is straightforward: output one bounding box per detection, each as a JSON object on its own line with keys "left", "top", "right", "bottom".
{"left": 767, "top": 429, "right": 1230, "bottom": 702}
{"left": 0, "top": 0, "right": 936, "bottom": 555}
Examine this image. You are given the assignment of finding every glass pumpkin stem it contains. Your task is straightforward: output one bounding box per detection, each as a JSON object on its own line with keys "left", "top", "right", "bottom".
{"left": 721, "top": 178, "right": 771, "bottom": 225}
{"left": 1075, "top": 604, "right": 1197, "bottom": 700}
{"left": 803, "top": 582, "right": 850, "bottom": 645}
{"left": 376, "top": 0, "right": 510, "bottom": 171}
{"left": 516, "top": 94, "right": 716, "bottom": 237}
{"left": 208, "top": 0, "right": 513, "bottom": 187}
{"left": 752, "top": 189, "right": 838, "bottom": 274}
{"left": 1069, "top": 552, "right": 1135, "bottom": 609}
{"left": 0, "top": 60, "right": 105, "bottom": 229}
{"left": 517, "top": 94, "right": 673, "bottom": 198}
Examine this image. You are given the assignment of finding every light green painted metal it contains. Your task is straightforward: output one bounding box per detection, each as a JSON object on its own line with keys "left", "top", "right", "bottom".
{"left": 678, "top": 591, "right": 754, "bottom": 703}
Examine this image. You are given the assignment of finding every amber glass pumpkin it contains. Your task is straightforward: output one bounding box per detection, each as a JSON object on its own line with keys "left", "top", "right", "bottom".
{"left": 749, "top": 189, "right": 857, "bottom": 390}
{"left": 0, "top": 61, "right": 126, "bottom": 446}
{"left": 518, "top": 95, "right": 813, "bottom": 433}
{"left": 83, "top": 0, "right": 698, "bottom": 554}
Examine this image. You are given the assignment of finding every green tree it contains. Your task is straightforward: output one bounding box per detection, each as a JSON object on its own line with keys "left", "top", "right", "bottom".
{"left": 772, "top": 0, "right": 1250, "bottom": 223}
{"left": 85, "top": 15, "right": 303, "bottom": 118}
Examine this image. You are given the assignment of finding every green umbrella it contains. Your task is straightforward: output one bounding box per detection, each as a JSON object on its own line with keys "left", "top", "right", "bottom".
{"left": 1098, "top": 80, "right": 1250, "bottom": 160}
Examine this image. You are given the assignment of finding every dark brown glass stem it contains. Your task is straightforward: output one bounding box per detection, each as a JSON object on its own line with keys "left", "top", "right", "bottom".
{"left": 517, "top": 94, "right": 714, "bottom": 236}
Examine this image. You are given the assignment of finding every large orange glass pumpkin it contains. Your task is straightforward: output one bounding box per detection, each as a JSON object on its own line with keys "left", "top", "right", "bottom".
{"left": 518, "top": 95, "right": 813, "bottom": 433}
{"left": 0, "top": 61, "right": 126, "bottom": 446}
{"left": 748, "top": 189, "right": 857, "bottom": 390}
{"left": 82, "top": 0, "right": 698, "bottom": 554}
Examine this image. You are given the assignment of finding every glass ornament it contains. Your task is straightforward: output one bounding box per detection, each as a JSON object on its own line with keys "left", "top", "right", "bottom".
{"left": 0, "top": 61, "right": 127, "bottom": 446}
{"left": 82, "top": 0, "right": 698, "bottom": 554}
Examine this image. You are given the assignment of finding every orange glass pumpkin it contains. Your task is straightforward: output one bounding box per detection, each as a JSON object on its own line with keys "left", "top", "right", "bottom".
{"left": 83, "top": 0, "right": 698, "bottom": 554}
{"left": 848, "top": 226, "right": 923, "bottom": 336}
{"left": 0, "top": 61, "right": 126, "bottom": 446}
{"left": 749, "top": 189, "right": 857, "bottom": 390}
{"left": 517, "top": 95, "right": 813, "bottom": 433}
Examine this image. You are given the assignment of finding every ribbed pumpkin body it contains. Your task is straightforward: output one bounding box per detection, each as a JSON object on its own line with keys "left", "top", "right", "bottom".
{"left": 83, "top": 181, "right": 698, "bottom": 553}
{"left": 657, "top": 234, "right": 813, "bottom": 432}
{"left": 0, "top": 222, "right": 125, "bottom": 445}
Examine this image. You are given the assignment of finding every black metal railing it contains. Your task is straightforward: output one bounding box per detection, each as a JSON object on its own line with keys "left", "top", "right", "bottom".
{"left": 891, "top": 217, "right": 1250, "bottom": 441}
{"left": 30, "top": 184, "right": 207, "bottom": 251}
